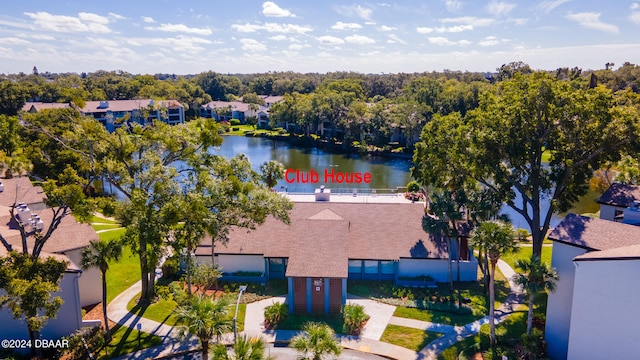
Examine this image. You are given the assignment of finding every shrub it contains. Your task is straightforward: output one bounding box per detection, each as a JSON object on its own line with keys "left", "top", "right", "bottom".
{"left": 230, "top": 119, "right": 241, "bottom": 126}
{"left": 519, "top": 328, "right": 547, "bottom": 360}
{"left": 342, "top": 304, "right": 370, "bottom": 335}
{"left": 232, "top": 127, "right": 239, "bottom": 132}
{"left": 407, "top": 181, "right": 421, "bottom": 193}
{"left": 59, "top": 326, "right": 106, "bottom": 360}
{"left": 264, "top": 302, "right": 289, "bottom": 329}
{"left": 161, "top": 255, "right": 181, "bottom": 280}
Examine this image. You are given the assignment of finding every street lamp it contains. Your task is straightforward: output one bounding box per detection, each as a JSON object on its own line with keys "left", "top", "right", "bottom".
{"left": 233, "top": 285, "right": 247, "bottom": 343}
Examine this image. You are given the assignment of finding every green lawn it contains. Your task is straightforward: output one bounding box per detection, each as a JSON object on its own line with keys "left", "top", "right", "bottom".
{"left": 91, "top": 214, "right": 119, "bottom": 225}
{"left": 98, "top": 323, "right": 163, "bottom": 359}
{"left": 126, "top": 292, "right": 246, "bottom": 331}
{"left": 500, "top": 245, "right": 553, "bottom": 270}
{"left": 380, "top": 325, "right": 444, "bottom": 352}
{"left": 93, "top": 224, "right": 124, "bottom": 231}
{"left": 94, "top": 228, "right": 142, "bottom": 304}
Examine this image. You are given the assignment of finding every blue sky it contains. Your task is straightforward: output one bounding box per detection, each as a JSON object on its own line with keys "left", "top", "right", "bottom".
{"left": 0, "top": 0, "right": 639, "bottom": 74}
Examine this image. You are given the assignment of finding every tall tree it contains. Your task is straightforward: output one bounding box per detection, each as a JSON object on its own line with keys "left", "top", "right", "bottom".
{"left": 413, "top": 72, "right": 639, "bottom": 257}
{"left": 175, "top": 294, "right": 232, "bottom": 359}
{"left": 513, "top": 255, "right": 558, "bottom": 335}
{"left": 469, "top": 221, "right": 516, "bottom": 345}
{"left": 81, "top": 238, "right": 123, "bottom": 339}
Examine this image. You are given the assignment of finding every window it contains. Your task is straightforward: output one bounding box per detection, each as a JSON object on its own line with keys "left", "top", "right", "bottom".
{"left": 269, "top": 258, "right": 284, "bottom": 272}
{"left": 364, "top": 260, "right": 378, "bottom": 274}
{"left": 348, "top": 260, "right": 362, "bottom": 273}
{"left": 380, "top": 261, "right": 395, "bottom": 275}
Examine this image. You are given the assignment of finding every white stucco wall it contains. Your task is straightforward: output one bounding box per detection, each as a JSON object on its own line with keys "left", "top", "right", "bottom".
{"left": 567, "top": 258, "right": 640, "bottom": 360}
{"left": 398, "top": 258, "right": 478, "bottom": 282}
{"left": 217, "top": 254, "right": 265, "bottom": 274}
{"left": 598, "top": 204, "right": 622, "bottom": 221}
{"left": 64, "top": 248, "right": 102, "bottom": 307}
{"left": 0, "top": 272, "right": 83, "bottom": 344}
{"left": 545, "top": 242, "right": 588, "bottom": 360}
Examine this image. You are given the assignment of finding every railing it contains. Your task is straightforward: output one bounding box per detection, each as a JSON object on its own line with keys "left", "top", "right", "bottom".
{"left": 282, "top": 187, "right": 408, "bottom": 196}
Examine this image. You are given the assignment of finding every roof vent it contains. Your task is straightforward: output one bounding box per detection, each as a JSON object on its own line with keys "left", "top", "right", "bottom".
{"left": 98, "top": 101, "right": 109, "bottom": 109}
{"left": 0, "top": 180, "right": 4, "bottom": 193}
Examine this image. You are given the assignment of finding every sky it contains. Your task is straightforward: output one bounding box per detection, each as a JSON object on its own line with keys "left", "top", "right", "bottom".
{"left": 0, "top": 0, "right": 639, "bottom": 75}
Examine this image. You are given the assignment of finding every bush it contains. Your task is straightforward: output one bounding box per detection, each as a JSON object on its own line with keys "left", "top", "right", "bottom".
{"left": 342, "top": 304, "right": 370, "bottom": 335}
{"left": 59, "top": 326, "right": 106, "bottom": 360}
{"left": 161, "top": 256, "right": 181, "bottom": 280}
{"left": 232, "top": 127, "right": 239, "bottom": 132}
{"left": 264, "top": 302, "right": 289, "bottom": 329}
{"left": 406, "top": 181, "right": 421, "bottom": 193}
{"left": 230, "top": 119, "right": 241, "bottom": 126}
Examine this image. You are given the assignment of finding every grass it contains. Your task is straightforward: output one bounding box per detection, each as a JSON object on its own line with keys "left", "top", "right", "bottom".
{"left": 126, "top": 291, "right": 247, "bottom": 331}
{"left": 380, "top": 325, "right": 444, "bottom": 352}
{"left": 95, "top": 228, "right": 142, "bottom": 304}
{"left": 500, "top": 245, "right": 553, "bottom": 269}
{"left": 98, "top": 323, "right": 163, "bottom": 359}
{"left": 393, "top": 306, "right": 477, "bottom": 327}
{"left": 93, "top": 224, "right": 124, "bottom": 231}
{"left": 91, "top": 214, "right": 119, "bottom": 225}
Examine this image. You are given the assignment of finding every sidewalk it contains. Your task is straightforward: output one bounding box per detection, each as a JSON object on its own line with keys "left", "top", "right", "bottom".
{"left": 107, "top": 260, "right": 524, "bottom": 360}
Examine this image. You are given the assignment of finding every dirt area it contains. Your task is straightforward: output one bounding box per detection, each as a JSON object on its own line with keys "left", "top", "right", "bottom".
{"left": 83, "top": 303, "right": 117, "bottom": 330}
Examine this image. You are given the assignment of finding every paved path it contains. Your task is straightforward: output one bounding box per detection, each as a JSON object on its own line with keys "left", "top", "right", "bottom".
{"left": 107, "top": 260, "right": 524, "bottom": 360}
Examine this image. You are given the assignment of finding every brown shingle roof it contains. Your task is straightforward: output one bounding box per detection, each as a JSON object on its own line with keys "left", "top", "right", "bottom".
{"left": 286, "top": 220, "right": 349, "bottom": 278}
{"left": 0, "top": 209, "right": 98, "bottom": 254}
{"left": 0, "top": 177, "right": 47, "bottom": 208}
{"left": 548, "top": 213, "right": 640, "bottom": 251}
{"left": 80, "top": 99, "right": 183, "bottom": 113}
{"left": 198, "top": 203, "right": 449, "bottom": 272}
{"left": 21, "top": 102, "right": 70, "bottom": 113}
{"left": 574, "top": 244, "right": 640, "bottom": 261}
{"left": 0, "top": 245, "right": 80, "bottom": 272}
{"left": 596, "top": 183, "right": 640, "bottom": 207}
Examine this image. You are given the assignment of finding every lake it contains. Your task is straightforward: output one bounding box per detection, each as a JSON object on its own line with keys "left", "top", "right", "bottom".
{"left": 216, "top": 135, "right": 600, "bottom": 232}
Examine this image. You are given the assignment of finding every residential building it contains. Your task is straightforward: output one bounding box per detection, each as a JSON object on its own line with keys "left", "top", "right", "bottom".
{"left": 199, "top": 95, "right": 284, "bottom": 129}
{"left": 196, "top": 196, "right": 477, "bottom": 315}
{"left": 596, "top": 183, "right": 640, "bottom": 222}
{"left": 0, "top": 177, "right": 102, "bottom": 343}
{"left": 545, "top": 213, "right": 640, "bottom": 359}
{"left": 21, "top": 99, "right": 185, "bottom": 132}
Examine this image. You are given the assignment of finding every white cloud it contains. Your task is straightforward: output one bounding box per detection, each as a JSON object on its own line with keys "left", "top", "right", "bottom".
{"left": 108, "top": 12, "right": 126, "bottom": 21}
{"left": 231, "top": 22, "right": 313, "bottom": 34}
{"left": 270, "top": 35, "right": 288, "bottom": 41}
{"left": 141, "top": 16, "right": 156, "bottom": 23}
{"left": 126, "top": 35, "right": 212, "bottom": 53}
{"left": 632, "top": 3, "right": 640, "bottom": 10}
{"left": 24, "top": 11, "right": 113, "bottom": 33}
{"left": 428, "top": 36, "right": 470, "bottom": 46}
{"left": 0, "top": 37, "right": 31, "bottom": 45}
{"left": 145, "top": 23, "right": 213, "bottom": 35}
{"left": 317, "top": 35, "right": 345, "bottom": 45}
{"left": 508, "top": 18, "right": 528, "bottom": 25}
{"left": 387, "top": 34, "right": 407, "bottom": 45}
{"left": 335, "top": 5, "right": 373, "bottom": 20}
{"left": 535, "top": 0, "right": 571, "bottom": 13}
{"left": 477, "top": 35, "right": 507, "bottom": 46}
{"left": 486, "top": 1, "right": 516, "bottom": 17}
{"left": 444, "top": 0, "right": 463, "bottom": 12}
{"left": 331, "top": 21, "right": 362, "bottom": 30}
{"left": 16, "top": 32, "right": 55, "bottom": 40}
{"left": 440, "top": 16, "right": 496, "bottom": 27}
{"left": 240, "top": 38, "right": 267, "bottom": 51}
{"left": 631, "top": 12, "right": 640, "bottom": 25}
{"left": 345, "top": 34, "right": 376, "bottom": 44}
{"left": 417, "top": 24, "right": 473, "bottom": 33}
{"left": 262, "top": 2, "right": 296, "bottom": 17}
{"left": 566, "top": 12, "right": 619, "bottom": 33}
{"left": 380, "top": 25, "right": 397, "bottom": 31}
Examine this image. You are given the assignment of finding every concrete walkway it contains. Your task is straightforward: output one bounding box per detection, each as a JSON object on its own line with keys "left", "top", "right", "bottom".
{"left": 107, "top": 260, "right": 524, "bottom": 360}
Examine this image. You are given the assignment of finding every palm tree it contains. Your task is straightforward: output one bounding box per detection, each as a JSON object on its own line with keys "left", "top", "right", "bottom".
{"left": 469, "top": 220, "right": 516, "bottom": 345}
{"left": 212, "top": 335, "right": 269, "bottom": 360}
{"left": 81, "top": 238, "right": 123, "bottom": 340}
{"left": 175, "top": 294, "right": 232, "bottom": 359}
{"left": 513, "top": 255, "right": 558, "bottom": 335}
{"left": 289, "top": 322, "right": 342, "bottom": 360}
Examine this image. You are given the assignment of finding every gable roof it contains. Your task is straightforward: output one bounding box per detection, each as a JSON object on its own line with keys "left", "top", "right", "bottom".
{"left": 198, "top": 202, "right": 449, "bottom": 277}
{"left": 548, "top": 213, "right": 640, "bottom": 251}
{"left": 21, "top": 102, "right": 71, "bottom": 113}
{"left": 0, "top": 177, "right": 47, "bottom": 207}
{"left": 596, "top": 183, "right": 640, "bottom": 207}
{"left": 574, "top": 244, "right": 640, "bottom": 261}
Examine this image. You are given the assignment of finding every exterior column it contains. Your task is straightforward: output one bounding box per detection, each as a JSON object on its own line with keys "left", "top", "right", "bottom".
{"left": 341, "top": 278, "right": 347, "bottom": 308}
{"left": 324, "top": 278, "right": 330, "bottom": 314}
{"left": 287, "top": 277, "right": 294, "bottom": 314}
{"left": 306, "top": 278, "right": 312, "bottom": 314}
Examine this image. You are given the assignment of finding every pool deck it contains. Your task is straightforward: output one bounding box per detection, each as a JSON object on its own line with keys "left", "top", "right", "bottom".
{"left": 284, "top": 192, "right": 422, "bottom": 204}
